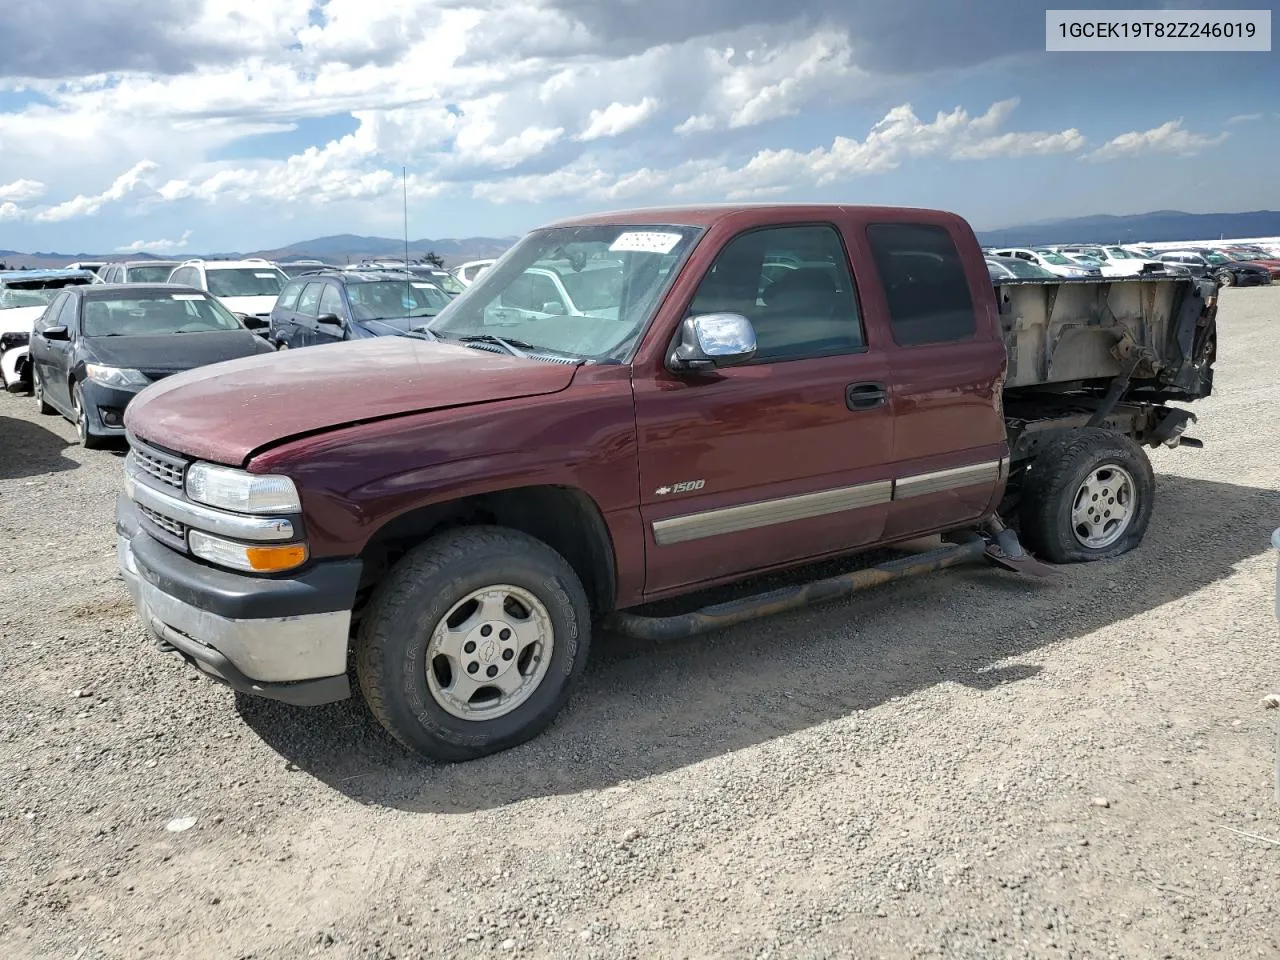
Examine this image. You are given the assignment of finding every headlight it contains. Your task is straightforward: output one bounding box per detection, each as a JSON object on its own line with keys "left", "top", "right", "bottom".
{"left": 189, "top": 530, "right": 307, "bottom": 573}
{"left": 85, "top": 364, "right": 149, "bottom": 388}
{"left": 185, "top": 462, "right": 301, "bottom": 514}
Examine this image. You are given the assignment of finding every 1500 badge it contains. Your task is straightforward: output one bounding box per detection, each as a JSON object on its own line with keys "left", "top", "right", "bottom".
{"left": 655, "top": 479, "right": 706, "bottom": 495}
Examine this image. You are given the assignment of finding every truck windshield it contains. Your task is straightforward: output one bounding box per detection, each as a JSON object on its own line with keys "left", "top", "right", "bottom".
{"left": 427, "top": 224, "right": 702, "bottom": 360}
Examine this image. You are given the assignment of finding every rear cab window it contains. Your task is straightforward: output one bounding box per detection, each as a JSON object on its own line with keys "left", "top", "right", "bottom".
{"left": 865, "top": 223, "right": 977, "bottom": 346}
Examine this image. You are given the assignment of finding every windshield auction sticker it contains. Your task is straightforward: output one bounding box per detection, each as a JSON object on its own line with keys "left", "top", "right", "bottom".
{"left": 1047, "top": 9, "right": 1270, "bottom": 51}
{"left": 609, "top": 232, "right": 684, "bottom": 255}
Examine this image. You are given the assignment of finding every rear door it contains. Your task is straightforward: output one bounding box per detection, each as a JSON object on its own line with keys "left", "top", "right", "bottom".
{"left": 856, "top": 218, "right": 1008, "bottom": 541}
{"left": 271, "top": 280, "right": 305, "bottom": 345}
{"left": 634, "top": 219, "right": 895, "bottom": 595}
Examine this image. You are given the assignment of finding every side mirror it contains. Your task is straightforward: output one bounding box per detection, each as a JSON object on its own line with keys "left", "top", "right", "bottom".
{"left": 668, "top": 314, "right": 757, "bottom": 372}
{"left": 42, "top": 325, "right": 69, "bottom": 341}
{"left": 316, "top": 313, "right": 343, "bottom": 326}
{"left": 541, "top": 301, "right": 567, "bottom": 316}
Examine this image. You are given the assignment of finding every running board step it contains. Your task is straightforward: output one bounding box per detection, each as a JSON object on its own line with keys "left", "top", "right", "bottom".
{"left": 609, "top": 535, "right": 994, "bottom": 642}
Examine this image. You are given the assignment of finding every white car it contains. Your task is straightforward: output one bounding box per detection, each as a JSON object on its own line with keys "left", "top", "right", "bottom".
{"left": 452, "top": 259, "right": 496, "bottom": 287}
{"left": 165, "top": 258, "right": 289, "bottom": 327}
{"left": 0, "top": 269, "right": 98, "bottom": 391}
{"left": 1053, "top": 245, "right": 1167, "bottom": 277}
{"left": 989, "top": 248, "right": 1097, "bottom": 279}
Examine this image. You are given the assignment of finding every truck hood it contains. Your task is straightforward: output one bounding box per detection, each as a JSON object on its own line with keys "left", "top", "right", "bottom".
{"left": 218, "top": 295, "right": 279, "bottom": 317}
{"left": 124, "top": 336, "right": 579, "bottom": 465}
{"left": 0, "top": 305, "right": 44, "bottom": 334}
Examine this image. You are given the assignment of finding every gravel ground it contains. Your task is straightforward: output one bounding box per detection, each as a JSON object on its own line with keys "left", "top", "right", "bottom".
{"left": 2, "top": 287, "right": 1279, "bottom": 960}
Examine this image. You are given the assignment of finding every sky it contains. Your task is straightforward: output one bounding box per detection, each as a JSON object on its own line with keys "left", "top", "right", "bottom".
{"left": 0, "top": 0, "right": 1276, "bottom": 254}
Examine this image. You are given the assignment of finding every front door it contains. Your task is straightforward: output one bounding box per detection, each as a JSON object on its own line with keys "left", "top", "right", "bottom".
{"left": 634, "top": 222, "right": 895, "bottom": 595}
{"left": 31, "top": 292, "right": 76, "bottom": 409}
{"left": 314, "top": 283, "right": 348, "bottom": 345}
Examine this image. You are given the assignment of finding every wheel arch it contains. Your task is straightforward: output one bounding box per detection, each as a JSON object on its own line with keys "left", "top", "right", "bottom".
{"left": 357, "top": 484, "right": 619, "bottom": 618}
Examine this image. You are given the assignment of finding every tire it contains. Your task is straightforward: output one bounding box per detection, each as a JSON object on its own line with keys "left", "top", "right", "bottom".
{"left": 1017, "top": 428, "right": 1155, "bottom": 564}
{"left": 355, "top": 526, "right": 591, "bottom": 762}
{"left": 72, "top": 382, "right": 107, "bottom": 450}
{"left": 33, "top": 369, "right": 54, "bottom": 415}
{"left": 276, "top": 341, "right": 289, "bottom": 351}
{"left": 1216, "top": 270, "right": 1234, "bottom": 288}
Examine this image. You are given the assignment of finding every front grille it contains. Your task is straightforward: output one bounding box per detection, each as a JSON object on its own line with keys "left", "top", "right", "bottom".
{"left": 131, "top": 443, "right": 186, "bottom": 489}
{"left": 138, "top": 503, "right": 186, "bottom": 539}
{"left": 0, "top": 331, "right": 29, "bottom": 350}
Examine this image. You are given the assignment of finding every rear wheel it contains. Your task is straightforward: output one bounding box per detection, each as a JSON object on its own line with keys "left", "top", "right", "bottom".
{"left": 1216, "top": 270, "right": 1234, "bottom": 287}
{"left": 275, "top": 341, "right": 289, "bottom": 351}
{"left": 355, "top": 526, "right": 591, "bottom": 761}
{"left": 1018, "top": 428, "right": 1154, "bottom": 564}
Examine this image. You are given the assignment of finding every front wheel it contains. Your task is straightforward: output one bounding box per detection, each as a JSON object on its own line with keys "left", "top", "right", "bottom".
{"left": 1017, "top": 428, "right": 1155, "bottom": 564}
{"left": 33, "top": 368, "right": 54, "bottom": 414}
{"left": 72, "top": 382, "right": 107, "bottom": 449}
{"left": 1216, "top": 270, "right": 1234, "bottom": 288}
{"left": 355, "top": 526, "right": 591, "bottom": 761}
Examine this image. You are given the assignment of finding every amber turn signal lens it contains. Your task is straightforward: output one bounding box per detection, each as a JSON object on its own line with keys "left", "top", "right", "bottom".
{"left": 244, "top": 544, "right": 308, "bottom": 572}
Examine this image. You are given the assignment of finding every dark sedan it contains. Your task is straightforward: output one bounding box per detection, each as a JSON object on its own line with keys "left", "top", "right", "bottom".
{"left": 269, "top": 269, "right": 452, "bottom": 350}
{"left": 28, "top": 283, "right": 274, "bottom": 448}
{"left": 1157, "top": 250, "right": 1271, "bottom": 287}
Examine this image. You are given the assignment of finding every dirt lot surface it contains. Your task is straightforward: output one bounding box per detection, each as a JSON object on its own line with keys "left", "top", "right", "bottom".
{"left": 2, "top": 287, "right": 1279, "bottom": 960}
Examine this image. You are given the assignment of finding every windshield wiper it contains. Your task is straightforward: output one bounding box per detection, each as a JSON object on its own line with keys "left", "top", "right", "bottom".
{"left": 455, "top": 333, "right": 533, "bottom": 358}
{"left": 402, "top": 326, "right": 440, "bottom": 341}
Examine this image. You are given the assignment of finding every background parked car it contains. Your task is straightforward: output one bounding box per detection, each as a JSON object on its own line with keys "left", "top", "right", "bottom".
{"left": 98, "top": 261, "right": 182, "bottom": 284}
{"left": 988, "top": 247, "right": 1098, "bottom": 278}
{"left": 985, "top": 255, "right": 1057, "bottom": 281}
{"left": 0, "top": 268, "right": 98, "bottom": 392}
{"left": 28, "top": 283, "right": 274, "bottom": 447}
{"left": 452, "top": 259, "right": 496, "bottom": 287}
{"left": 1157, "top": 249, "right": 1271, "bottom": 286}
{"left": 1052, "top": 244, "right": 1167, "bottom": 277}
{"left": 269, "top": 269, "right": 452, "bottom": 349}
{"left": 165, "top": 258, "right": 288, "bottom": 331}
{"left": 65, "top": 261, "right": 108, "bottom": 276}
{"left": 276, "top": 259, "right": 329, "bottom": 278}
{"left": 1215, "top": 247, "right": 1280, "bottom": 280}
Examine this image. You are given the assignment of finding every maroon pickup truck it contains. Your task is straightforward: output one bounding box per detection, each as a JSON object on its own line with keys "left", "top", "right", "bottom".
{"left": 116, "top": 204, "right": 1217, "bottom": 761}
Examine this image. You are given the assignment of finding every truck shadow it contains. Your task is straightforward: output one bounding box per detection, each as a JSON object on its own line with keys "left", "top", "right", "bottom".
{"left": 238, "top": 473, "right": 1280, "bottom": 813}
{"left": 0, "top": 414, "right": 80, "bottom": 480}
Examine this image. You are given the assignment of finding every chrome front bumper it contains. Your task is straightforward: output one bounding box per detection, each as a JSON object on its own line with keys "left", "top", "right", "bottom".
{"left": 117, "top": 499, "right": 356, "bottom": 706}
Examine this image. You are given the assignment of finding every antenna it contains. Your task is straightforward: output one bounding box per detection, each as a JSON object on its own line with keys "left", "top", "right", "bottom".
{"left": 403, "top": 165, "right": 411, "bottom": 323}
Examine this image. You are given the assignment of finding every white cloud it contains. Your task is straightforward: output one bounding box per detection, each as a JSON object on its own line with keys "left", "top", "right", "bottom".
{"left": 476, "top": 98, "right": 1085, "bottom": 204}
{"left": 0, "top": 202, "right": 23, "bottom": 222}
{"left": 34, "top": 161, "right": 159, "bottom": 222}
{"left": 674, "top": 114, "right": 716, "bottom": 135}
{"left": 115, "top": 229, "right": 193, "bottom": 253}
{"left": 1085, "top": 120, "right": 1227, "bottom": 161}
{"left": 579, "top": 97, "right": 660, "bottom": 140}
{"left": 1227, "top": 113, "right": 1263, "bottom": 124}
{"left": 0, "top": 178, "right": 45, "bottom": 202}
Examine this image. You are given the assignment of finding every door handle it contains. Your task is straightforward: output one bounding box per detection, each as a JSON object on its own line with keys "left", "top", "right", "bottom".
{"left": 845, "top": 382, "right": 887, "bottom": 410}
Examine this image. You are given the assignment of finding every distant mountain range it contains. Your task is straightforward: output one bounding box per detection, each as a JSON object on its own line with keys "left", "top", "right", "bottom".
{"left": 0, "top": 234, "right": 518, "bottom": 270}
{"left": 5, "top": 210, "right": 1280, "bottom": 270}
{"left": 974, "top": 209, "right": 1280, "bottom": 247}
